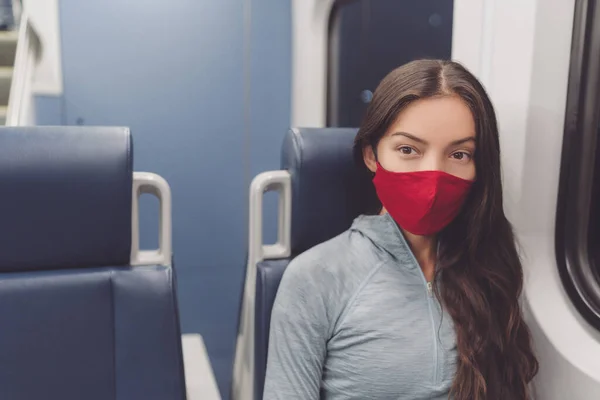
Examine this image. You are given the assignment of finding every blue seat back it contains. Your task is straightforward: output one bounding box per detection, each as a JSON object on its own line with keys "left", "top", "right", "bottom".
{"left": 254, "top": 259, "right": 291, "bottom": 398}
{"left": 252, "top": 128, "right": 377, "bottom": 399}
{"left": 0, "top": 127, "right": 186, "bottom": 400}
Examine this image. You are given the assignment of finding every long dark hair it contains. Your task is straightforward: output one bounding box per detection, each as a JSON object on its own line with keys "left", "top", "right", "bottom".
{"left": 353, "top": 59, "right": 538, "bottom": 399}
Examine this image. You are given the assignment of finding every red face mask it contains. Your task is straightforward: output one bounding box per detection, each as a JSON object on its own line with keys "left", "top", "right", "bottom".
{"left": 372, "top": 163, "right": 473, "bottom": 236}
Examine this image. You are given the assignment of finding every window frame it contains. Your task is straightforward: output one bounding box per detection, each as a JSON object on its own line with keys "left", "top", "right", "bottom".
{"left": 556, "top": 0, "right": 600, "bottom": 330}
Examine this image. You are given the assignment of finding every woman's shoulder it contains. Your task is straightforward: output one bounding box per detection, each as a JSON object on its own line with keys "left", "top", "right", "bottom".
{"left": 277, "top": 227, "right": 384, "bottom": 308}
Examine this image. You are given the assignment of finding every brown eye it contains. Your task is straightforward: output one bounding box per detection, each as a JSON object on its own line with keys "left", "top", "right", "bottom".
{"left": 398, "top": 146, "right": 415, "bottom": 155}
{"left": 451, "top": 151, "right": 471, "bottom": 161}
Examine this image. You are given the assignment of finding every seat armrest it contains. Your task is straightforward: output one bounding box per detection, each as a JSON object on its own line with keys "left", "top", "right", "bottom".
{"left": 181, "top": 334, "right": 221, "bottom": 400}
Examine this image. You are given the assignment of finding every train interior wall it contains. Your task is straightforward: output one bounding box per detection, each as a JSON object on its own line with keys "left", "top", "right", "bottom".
{"left": 35, "top": 1, "right": 291, "bottom": 397}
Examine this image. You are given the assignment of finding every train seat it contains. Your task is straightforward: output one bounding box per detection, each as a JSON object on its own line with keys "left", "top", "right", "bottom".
{"left": 0, "top": 127, "right": 203, "bottom": 400}
{"left": 232, "top": 128, "right": 377, "bottom": 400}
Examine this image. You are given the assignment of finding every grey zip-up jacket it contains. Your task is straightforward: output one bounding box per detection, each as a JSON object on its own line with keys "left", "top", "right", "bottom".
{"left": 263, "top": 213, "right": 456, "bottom": 399}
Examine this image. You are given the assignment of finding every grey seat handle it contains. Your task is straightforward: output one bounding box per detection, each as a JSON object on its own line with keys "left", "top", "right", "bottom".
{"left": 130, "top": 172, "right": 173, "bottom": 267}
{"left": 249, "top": 170, "right": 292, "bottom": 266}
{"left": 232, "top": 170, "right": 291, "bottom": 400}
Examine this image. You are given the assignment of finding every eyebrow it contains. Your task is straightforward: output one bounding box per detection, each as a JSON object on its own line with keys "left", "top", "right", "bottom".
{"left": 391, "top": 131, "right": 476, "bottom": 146}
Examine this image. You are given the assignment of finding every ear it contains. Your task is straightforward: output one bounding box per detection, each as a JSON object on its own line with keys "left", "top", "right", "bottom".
{"left": 362, "top": 145, "right": 378, "bottom": 173}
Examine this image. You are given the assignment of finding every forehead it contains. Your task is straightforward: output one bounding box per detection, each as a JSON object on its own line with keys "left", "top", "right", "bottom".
{"left": 385, "top": 95, "right": 475, "bottom": 141}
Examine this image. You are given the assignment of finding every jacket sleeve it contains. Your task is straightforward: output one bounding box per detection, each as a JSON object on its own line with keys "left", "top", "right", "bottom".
{"left": 262, "top": 258, "right": 330, "bottom": 400}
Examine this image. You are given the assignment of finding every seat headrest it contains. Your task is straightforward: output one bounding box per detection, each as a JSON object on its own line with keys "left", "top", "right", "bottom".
{"left": 281, "top": 128, "right": 378, "bottom": 254}
{"left": 0, "top": 127, "right": 133, "bottom": 272}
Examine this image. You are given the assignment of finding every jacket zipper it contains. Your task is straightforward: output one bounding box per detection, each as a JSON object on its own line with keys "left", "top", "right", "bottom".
{"left": 405, "top": 263, "right": 439, "bottom": 385}
{"left": 425, "top": 280, "right": 439, "bottom": 385}
{"left": 388, "top": 218, "right": 440, "bottom": 386}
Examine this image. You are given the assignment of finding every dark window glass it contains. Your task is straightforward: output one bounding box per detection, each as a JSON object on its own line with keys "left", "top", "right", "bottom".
{"left": 327, "top": 0, "right": 453, "bottom": 127}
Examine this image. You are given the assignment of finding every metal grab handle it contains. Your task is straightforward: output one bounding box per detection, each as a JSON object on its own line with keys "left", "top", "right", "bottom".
{"left": 130, "top": 172, "right": 172, "bottom": 266}
{"left": 248, "top": 170, "right": 292, "bottom": 265}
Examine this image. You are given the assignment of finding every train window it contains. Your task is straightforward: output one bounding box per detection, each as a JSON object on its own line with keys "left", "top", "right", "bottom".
{"left": 326, "top": 0, "right": 454, "bottom": 127}
{"left": 556, "top": 0, "right": 600, "bottom": 330}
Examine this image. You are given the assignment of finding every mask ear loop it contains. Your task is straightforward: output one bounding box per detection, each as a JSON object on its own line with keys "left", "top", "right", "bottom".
{"left": 370, "top": 141, "right": 379, "bottom": 177}
{"left": 371, "top": 140, "right": 379, "bottom": 161}
{"left": 368, "top": 142, "right": 385, "bottom": 215}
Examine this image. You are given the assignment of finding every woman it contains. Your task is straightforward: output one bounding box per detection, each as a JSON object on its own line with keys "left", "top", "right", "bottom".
{"left": 263, "top": 59, "right": 538, "bottom": 399}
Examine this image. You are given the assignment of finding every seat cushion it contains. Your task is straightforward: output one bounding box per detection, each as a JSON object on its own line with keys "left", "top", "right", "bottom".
{"left": 0, "top": 265, "right": 186, "bottom": 400}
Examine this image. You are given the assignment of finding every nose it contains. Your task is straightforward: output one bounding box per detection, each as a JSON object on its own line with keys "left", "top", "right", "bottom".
{"left": 421, "top": 153, "right": 444, "bottom": 172}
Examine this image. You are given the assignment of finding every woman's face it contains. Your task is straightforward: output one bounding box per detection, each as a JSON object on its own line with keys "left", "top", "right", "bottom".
{"left": 363, "top": 95, "right": 477, "bottom": 181}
